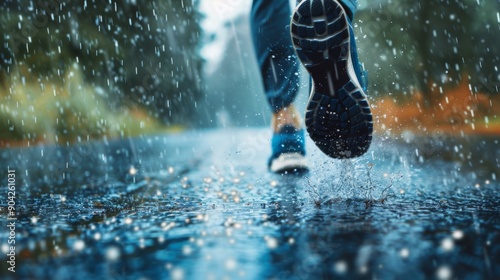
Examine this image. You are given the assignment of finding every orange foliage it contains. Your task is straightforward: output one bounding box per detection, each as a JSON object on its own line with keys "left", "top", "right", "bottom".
{"left": 373, "top": 77, "right": 500, "bottom": 135}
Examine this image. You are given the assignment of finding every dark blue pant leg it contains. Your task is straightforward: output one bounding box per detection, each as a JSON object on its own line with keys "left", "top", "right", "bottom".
{"left": 250, "top": 0, "right": 299, "bottom": 113}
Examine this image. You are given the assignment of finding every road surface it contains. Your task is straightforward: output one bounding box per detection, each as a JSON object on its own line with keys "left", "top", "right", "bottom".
{"left": 0, "top": 128, "right": 499, "bottom": 279}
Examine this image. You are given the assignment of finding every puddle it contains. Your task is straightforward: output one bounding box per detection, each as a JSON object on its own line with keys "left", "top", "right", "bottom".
{"left": 0, "top": 129, "right": 498, "bottom": 279}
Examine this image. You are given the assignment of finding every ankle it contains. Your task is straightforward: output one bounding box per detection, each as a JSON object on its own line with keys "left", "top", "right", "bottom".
{"left": 272, "top": 105, "right": 302, "bottom": 132}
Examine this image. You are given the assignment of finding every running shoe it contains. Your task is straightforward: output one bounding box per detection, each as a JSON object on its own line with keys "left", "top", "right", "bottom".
{"left": 291, "top": 0, "right": 373, "bottom": 158}
{"left": 268, "top": 125, "right": 308, "bottom": 173}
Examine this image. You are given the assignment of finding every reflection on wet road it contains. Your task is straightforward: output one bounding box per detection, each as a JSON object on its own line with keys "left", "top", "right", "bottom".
{"left": 0, "top": 129, "right": 499, "bottom": 279}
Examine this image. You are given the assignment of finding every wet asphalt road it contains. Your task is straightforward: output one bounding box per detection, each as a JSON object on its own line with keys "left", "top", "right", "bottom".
{"left": 0, "top": 128, "right": 499, "bottom": 280}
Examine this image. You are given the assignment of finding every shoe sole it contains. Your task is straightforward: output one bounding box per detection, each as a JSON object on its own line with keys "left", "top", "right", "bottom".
{"left": 291, "top": 0, "right": 373, "bottom": 158}
{"left": 270, "top": 153, "right": 309, "bottom": 174}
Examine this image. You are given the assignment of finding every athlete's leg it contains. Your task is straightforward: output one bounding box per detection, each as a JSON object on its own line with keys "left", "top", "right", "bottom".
{"left": 250, "top": 0, "right": 359, "bottom": 116}
{"left": 250, "top": 0, "right": 300, "bottom": 115}
{"left": 251, "top": 0, "right": 307, "bottom": 173}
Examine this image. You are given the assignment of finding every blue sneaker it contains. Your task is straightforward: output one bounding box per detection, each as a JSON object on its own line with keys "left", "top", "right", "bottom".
{"left": 268, "top": 125, "right": 309, "bottom": 173}
{"left": 291, "top": 0, "right": 373, "bottom": 158}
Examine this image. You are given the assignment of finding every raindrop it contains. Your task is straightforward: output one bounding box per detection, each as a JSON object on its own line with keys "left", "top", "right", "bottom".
{"left": 171, "top": 268, "right": 184, "bottom": 280}
{"left": 436, "top": 266, "right": 452, "bottom": 280}
{"left": 203, "top": 177, "right": 212, "bottom": 184}
{"left": 265, "top": 237, "right": 278, "bottom": 249}
{"left": 441, "top": 238, "right": 454, "bottom": 251}
{"left": 1, "top": 244, "right": 8, "bottom": 254}
{"left": 182, "top": 245, "right": 192, "bottom": 255}
{"left": 73, "top": 240, "right": 85, "bottom": 251}
{"left": 452, "top": 230, "right": 464, "bottom": 240}
{"left": 129, "top": 166, "right": 138, "bottom": 175}
{"left": 225, "top": 259, "right": 237, "bottom": 270}
{"left": 334, "top": 261, "right": 348, "bottom": 274}
{"left": 105, "top": 246, "right": 121, "bottom": 261}
{"left": 399, "top": 248, "right": 410, "bottom": 258}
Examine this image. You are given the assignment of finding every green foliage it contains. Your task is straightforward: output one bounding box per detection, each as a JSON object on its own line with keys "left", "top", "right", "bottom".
{"left": 356, "top": 0, "right": 500, "bottom": 101}
{"left": 0, "top": 64, "right": 172, "bottom": 143}
{"left": 1, "top": 0, "right": 203, "bottom": 129}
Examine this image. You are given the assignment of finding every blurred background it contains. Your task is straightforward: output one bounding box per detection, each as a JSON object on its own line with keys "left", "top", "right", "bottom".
{"left": 1, "top": 2, "right": 499, "bottom": 279}
{"left": 1, "top": 0, "right": 499, "bottom": 146}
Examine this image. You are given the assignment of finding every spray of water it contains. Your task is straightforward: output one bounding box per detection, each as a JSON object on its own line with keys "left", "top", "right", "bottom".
{"left": 306, "top": 159, "right": 402, "bottom": 207}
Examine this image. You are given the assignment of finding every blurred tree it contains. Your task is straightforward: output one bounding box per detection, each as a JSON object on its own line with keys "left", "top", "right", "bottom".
{"left": 0, "top": 0, "right": 203, "bottom": 125}
{"left": 357, "top": 0, "right": 499, "bottom": 103}
{"left": 406, "top": 0, "right": 477, "bottom": 106}
{"left": 466, "top": 0, "right": 500, "bottom": 95}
